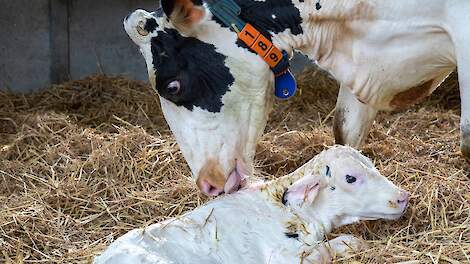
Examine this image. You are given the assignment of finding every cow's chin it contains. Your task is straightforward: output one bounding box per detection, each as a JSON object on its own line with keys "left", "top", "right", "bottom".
{"left": 224, "top": 159, "right": 249, "bottom": 194}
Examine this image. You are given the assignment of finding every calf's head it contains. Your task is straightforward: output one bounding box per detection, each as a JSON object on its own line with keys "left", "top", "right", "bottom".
{"left": 124, "top": 1, "right": 286, "bottom": 196}
{"left": 284, "top": 146, "right": 409, "bottom": 225}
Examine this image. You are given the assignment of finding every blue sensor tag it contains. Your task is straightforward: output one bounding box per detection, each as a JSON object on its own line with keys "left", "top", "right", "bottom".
{"left": 274, "top": 70, "right": 297, "bottom": 99}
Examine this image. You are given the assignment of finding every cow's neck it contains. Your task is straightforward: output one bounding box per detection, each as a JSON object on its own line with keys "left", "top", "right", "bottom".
{"left": 269, "top": 0, "right": 373, "bottom": 67}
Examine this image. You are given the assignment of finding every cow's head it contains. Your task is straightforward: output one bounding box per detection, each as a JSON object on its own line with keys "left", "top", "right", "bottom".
{"left": 124, "top": 0, "right": 304, "bottom": 196}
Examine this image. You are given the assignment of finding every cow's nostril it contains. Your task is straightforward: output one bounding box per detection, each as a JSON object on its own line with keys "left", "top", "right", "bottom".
{"left": 197, "top": 159, "right": 226, "bottom": 196}
{"left": 200, "top": 180, "right": 224, "bottom": 197}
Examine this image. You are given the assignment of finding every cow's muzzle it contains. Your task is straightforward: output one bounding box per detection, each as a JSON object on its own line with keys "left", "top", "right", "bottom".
{"left": 196, "top": 159, "right": 248, "bottom": 197}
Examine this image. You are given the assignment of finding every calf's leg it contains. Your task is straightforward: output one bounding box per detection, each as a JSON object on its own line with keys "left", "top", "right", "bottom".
{"left": 333, "top": 85, "right": 378, "bottom": 148}
{"left": 307, "top": 235, "right": 367, "bottom": 263}
{"left": 324, "top": 235, "right": 367, "bottom": 256}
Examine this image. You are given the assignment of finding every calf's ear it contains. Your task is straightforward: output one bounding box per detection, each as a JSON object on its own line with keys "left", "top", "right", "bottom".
{"left": 283, "top": 176, "right": 321, "bottom": 207}
{"left": 161, "top": 0, "right": 206, "bottom": 31}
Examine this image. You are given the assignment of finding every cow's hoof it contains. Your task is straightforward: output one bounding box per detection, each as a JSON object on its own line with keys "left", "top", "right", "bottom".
{"left": 461, "top": 129, "right": 470, "bottom": 161}
{"left": 461, "top": 143, "right": 470, "bottom": 161}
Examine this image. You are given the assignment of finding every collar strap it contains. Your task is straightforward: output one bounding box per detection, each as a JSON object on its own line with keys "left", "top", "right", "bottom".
{"left": 238, "top": 24, "right": 289, "bottom": 76}
{"left": 207, "top": 0, "right": 288, "bottom": 75}
{"left": 206, "top": 0, "right": 297, "bottom": 98}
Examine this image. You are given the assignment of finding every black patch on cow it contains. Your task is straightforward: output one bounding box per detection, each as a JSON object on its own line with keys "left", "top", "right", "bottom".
{"left": 150, "top": 28, "right": 234, "bottom": 112}
{"left": 315, "top": 1, "right": 322, "bottom": 10}
{"left": 144, "top": 18, "right": 158, "bottom": 33}
{"left": 238, "top": 0, "right": 303, "bottom": 36}
{"left": 285, "top": 232, "right": 299, "bottom": 239}
{"left": 211, "top": 0, "right": 303, "bottom": 50}
{"left": 161, "top": 0, "right": 175, "bottom": 18}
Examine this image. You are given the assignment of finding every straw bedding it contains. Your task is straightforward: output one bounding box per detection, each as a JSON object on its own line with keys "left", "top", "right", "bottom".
{"left": 0, "top": 68, "right": 468, "bottom": 263}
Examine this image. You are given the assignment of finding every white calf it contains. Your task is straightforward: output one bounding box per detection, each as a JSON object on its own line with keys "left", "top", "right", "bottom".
{"left": 94, "top": 146, "right": 409, "bottom": 264}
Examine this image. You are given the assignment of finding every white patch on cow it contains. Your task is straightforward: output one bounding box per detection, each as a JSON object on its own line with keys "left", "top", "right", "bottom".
{"left": 292, "top": 0, "right": 457, "bottom": 110}
{"left": 270, "top": 27, "right": 306, "bottom": 57}
{"left": 272, "top": 14, "right": 276, "bottom": 19}
{"left": 94, "top": 146, "right": 408, "bottom": 264}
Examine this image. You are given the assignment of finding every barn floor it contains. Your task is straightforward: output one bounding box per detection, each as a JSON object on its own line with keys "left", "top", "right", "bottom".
{"left": 0, "top": 69, "right": 469, "bottom": 263}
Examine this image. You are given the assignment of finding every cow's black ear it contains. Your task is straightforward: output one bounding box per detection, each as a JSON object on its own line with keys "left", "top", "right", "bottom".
{"left": 161, "top": 0, "right": 205, "bottom": 30}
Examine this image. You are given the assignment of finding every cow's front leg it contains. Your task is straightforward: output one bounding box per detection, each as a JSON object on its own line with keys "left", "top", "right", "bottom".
{"left": 461, "top": 88, "right": 470, "bottom": 160}
{"left": 306, "top": 235, "right": 367, "bottom": 263}
{"left": 448, "top": 4, "right": 470, "bottom": 160}
{"left": 333, "top": 85, "right": 378, "bottom": 148}
{"left": 455, "top": 46, "right": 470, "bottom": 159}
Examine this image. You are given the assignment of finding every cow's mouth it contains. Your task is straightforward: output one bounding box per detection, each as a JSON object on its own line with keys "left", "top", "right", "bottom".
{"left": 224, "top": 159, "right": 249, "bottom": 194}
{"left": 197, "top": 159, "right": 249, "bottom": 197}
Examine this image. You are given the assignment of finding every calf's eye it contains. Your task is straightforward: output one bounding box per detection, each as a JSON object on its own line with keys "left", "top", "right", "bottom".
{"left": 325, "top": 165, "right": 331, "bottom": 177}
{"left": 167, "top": 80, "right": 181, "bottom": 95}
{"left": 345, "top": 175, "right": 357, "bottom": 184}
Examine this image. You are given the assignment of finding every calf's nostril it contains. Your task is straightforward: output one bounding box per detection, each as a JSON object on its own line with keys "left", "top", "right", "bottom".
{"left": 397, "top": 192, "right": 410, "bottom": 204}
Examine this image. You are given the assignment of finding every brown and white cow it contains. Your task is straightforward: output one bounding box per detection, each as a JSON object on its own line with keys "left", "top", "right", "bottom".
{"left": 124, "top": 0, "right": 469, "bottom": 196}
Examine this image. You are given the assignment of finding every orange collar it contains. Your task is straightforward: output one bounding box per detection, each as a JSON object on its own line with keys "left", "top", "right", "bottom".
{"left": 207, "top": 0, "right": 297, "bottom": 99}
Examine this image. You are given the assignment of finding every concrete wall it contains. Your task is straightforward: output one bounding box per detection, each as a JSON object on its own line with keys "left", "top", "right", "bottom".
{"left": 0, "top": 0, "right": 313, "bottom": 92}
{"left": 68, "top": 0, "right": 156, "bottom": 81}
{"left": 0, "top": 0, "right": 52, "bottom": 92}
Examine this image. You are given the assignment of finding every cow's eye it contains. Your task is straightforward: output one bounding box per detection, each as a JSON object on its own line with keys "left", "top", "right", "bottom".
{"left": 345, "top": 175, "right": 357, "bottom": 184}
{"left": 167, "top": 80, "right": 181, "bottom": 95}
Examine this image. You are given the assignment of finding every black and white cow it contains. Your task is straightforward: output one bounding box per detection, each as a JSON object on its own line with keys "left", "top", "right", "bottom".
{"left": 124, "top": 0, "right": 469, "bottom": 196}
